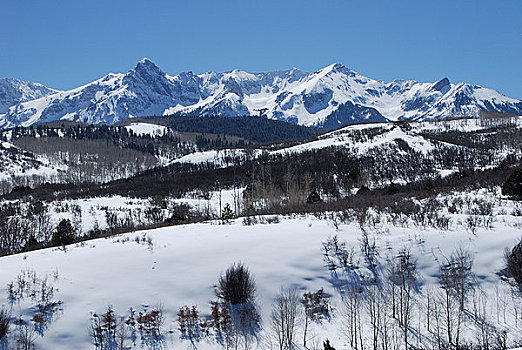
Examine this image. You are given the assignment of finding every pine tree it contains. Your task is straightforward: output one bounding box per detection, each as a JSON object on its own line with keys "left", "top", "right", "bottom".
{"left": 51, "top": 219, "right": 76, "bottom": 247}
{"left": 221, "top": 203, "right": 235, "bottom": 222}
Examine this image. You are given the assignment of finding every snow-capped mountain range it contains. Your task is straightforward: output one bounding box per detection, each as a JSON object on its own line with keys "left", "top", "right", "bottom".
{"left": 1, "top": 58, "right": 521, "bottom": 129}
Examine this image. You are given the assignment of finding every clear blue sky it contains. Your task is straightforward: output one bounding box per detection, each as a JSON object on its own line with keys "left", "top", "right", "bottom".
{"left": 1, "top": 0, "right": 520, "bottom": 99}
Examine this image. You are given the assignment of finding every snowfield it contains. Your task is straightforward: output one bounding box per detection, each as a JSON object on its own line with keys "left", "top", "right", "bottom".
{"left": 1, "top": 190, "right": 522, "bottom": 349}
{"left": 124, "top": 123, "right": 168, "bottom": 137}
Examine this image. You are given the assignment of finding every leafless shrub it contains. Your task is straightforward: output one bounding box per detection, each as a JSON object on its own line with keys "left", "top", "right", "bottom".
{"left": 136, "top": 307, "right": 164, "bottom": 340}
{"left": 266, "top": 216, "right": 280, "bottom": 224}
{"left": 302, "top": 288, "right": 332, "bottom": 347}
{"left": 360, "top": 230, "right": 377, "bottom": 273}
{"left": 123, "top": 306, "right": 164, "bottom": 349}
{"left": 242, "top": 216, "right": 258, "bottom": 226}
{"left": 209, "top": 301, "right": 235, "bottom": 348}
{"left": 512, "top": 203, "right": 522, "bottom": 217}
{"left": 322, "top": 235, "right": 356, "bottom": 272}
{"left": 90, "top": 305, "right": 117, "bottom": 349}
{"left": 217, "top": 263, "right": 256, "bottom": 305}
{"left": 16, "top": 323, "right": 35, "bottom": 350}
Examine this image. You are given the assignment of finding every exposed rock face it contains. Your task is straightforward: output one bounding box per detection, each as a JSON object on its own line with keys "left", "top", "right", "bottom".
{"left": 432, "top": 77, "right": 451, "bottom": 93}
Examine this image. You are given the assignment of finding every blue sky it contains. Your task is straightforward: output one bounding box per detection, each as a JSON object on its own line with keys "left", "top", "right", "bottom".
{"left": 1, "top": 0, "right": 521, "bottom": 98}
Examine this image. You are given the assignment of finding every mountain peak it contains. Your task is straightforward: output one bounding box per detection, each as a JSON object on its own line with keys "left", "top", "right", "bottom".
{"left": 132, "top": 58, "right": 163, "bottom": 74}
{"left": 318, "top": 62, "right": 353, "bottom": 76}
{"left": 137, "top": 57, "right": 154, "bottom": 65}
{"left": 126, "top": 58, "right": 165, "bottom": 83}
{"left": 324, "top": 62, "right": 345, "bottom": 70}
{"left": 432, "top": 77, "right": 451, "bottom": 93}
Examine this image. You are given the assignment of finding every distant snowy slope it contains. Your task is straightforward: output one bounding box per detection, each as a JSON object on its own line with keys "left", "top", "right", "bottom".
{"left": 0, "top": 140, "right": 66, "bottom": 181}
{"left": 1, "top": 59, "right": 520, "bottom": 129}
{"left": 124, "top": 122, "right": 168, "bottom": 136}
{"left": 171, "top": 122, "right": 450, "bottom": 167}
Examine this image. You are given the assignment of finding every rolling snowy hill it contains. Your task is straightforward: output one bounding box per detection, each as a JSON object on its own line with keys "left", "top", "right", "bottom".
{"left": 0, "top": 59, "right": 520, "bottom": 129}
{"left": 0, "top": 195, "right": 521, "bottom": 349}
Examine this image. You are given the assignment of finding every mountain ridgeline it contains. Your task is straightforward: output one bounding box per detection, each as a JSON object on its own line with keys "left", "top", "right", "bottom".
{"left": 0, "top": 59, "right": 520, "bottom": 130}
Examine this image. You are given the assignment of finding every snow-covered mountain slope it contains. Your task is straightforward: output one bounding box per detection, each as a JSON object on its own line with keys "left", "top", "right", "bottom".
{"left": 170, "top": 116, "right": 522, "bottom": 189}
{"left": 1, "top": 59, "right": 520, "bottom": 129}
{"left": 0, "top": 78, "right": 59, "bottom": 114}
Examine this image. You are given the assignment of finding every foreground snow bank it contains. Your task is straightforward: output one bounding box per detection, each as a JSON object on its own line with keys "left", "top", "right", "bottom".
{"left": 0, "top": 213, "right": 521, "bottom": 349}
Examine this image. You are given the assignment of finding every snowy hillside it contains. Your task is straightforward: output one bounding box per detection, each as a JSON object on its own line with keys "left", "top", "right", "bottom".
{"left": 172, "top": 116, "right": 522, "bottom": 175}
{"left": 124, "top": 122, "right": 168, "bottom": 137}
{"left": 0, "top": 140, "right": 66, "bottom": 182}
{"left": 1, "top": 59, "right": 520, "bottom": 129}
{"left": 169, "top": 123, "right": 442, "bottom": 166}
{"left": 0, "top": 189, "right": 521, "bottom": 349}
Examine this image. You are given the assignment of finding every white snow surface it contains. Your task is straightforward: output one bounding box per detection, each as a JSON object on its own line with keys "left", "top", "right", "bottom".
{"left": 124, "top": 122, "right": 168, "bottom": 137}
{"left": 1, "top": 190, "right": 522, "bottom": 348}
{"left": 272, "top": 123, "right": 439, "bottom": 156}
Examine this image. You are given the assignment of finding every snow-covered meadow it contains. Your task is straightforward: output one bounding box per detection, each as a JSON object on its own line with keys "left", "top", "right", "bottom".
{"left": 0, "top": 188, "right": 521, "bottom": 349}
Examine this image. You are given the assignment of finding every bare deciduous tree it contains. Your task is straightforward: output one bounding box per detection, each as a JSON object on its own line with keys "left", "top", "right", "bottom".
{"left": 344, "top": 283, "right": 363, "bottom": 350}
{"left": 440, "top": 248, "right": 475, "bottom": 312}
{"left": 271, "top": 287, "right": 300, "bottom": 350}
{"left": 389, "top": 249, "right": 417, "bottom": 350}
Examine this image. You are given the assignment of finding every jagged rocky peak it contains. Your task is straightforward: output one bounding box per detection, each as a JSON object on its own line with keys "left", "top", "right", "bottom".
{"left": 323, "top": 62, "right": 352, "bottom": 73}
{"left": 128, "top": 58, "right": 165, "bottom": 78}
{"left": 432, "top": 77, "right": 451, "bottom": 93}
{"left": 123, "top": 58, "right": 172, "bottom": 93}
